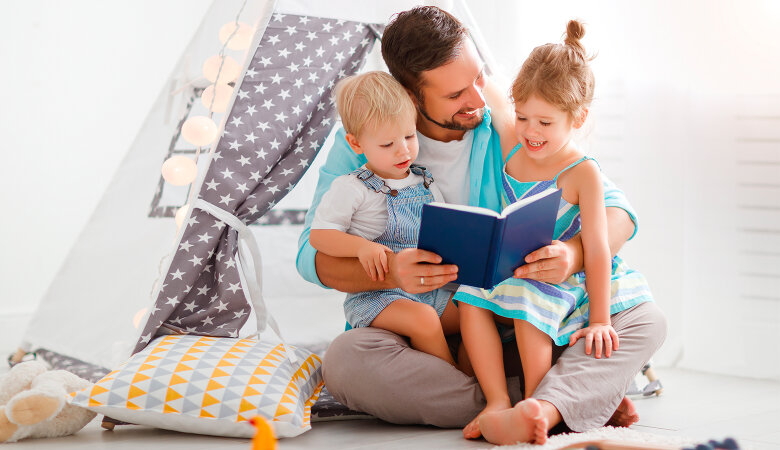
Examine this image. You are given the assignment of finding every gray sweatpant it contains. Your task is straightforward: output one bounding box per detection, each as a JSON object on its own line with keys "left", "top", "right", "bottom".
{"left": 322, "top": 301, "right": 666, "bottom": 432}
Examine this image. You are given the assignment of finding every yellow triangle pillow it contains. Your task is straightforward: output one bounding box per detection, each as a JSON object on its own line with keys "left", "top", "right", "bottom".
{"left": 70, "top": 335, "right": 323, "bottom": 438}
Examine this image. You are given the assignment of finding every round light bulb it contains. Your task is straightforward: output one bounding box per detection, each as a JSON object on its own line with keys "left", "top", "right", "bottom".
{"left": 202, "top": 55, "right": 241, "bottom": 83}
{"left": 201, "top": 83, "right": 234, "bottom": 113}
{"left": 161, "top": 155, "right": 198, "bottom": 186}
{"left": 175, "top": 204, "right": 190, "bottom": 229}
{"left": 219, "top": 22, "right": 254, "bottom": 51}
{"left": 181, "top": 116, "right": 218, "bottom": 147}
{"left": 132, "top": 308, "right": 148, "bottom": 329}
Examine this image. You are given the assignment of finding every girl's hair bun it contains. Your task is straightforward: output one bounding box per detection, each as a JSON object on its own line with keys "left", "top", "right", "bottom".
{"left": 510, "top": 18, "right": 595, "bottom": 117}
{"left": 564, "top": 19, "right": 587, "bottom": 59}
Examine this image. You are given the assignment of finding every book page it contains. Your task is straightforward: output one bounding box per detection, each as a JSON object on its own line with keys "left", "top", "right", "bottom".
{"left": 500, "top": 188, "right": 561, "bottom": 218}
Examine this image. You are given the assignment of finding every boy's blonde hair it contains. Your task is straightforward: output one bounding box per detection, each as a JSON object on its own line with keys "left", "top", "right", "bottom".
{"left": 334, "top": 71, "right": 416, "bottom": 138}
{"left": 511, "top": 20, "right": 595, "bottom": 119}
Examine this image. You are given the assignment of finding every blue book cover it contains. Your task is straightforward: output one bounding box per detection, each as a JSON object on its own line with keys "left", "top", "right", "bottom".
{"left": 417, "top": 189, "right": 562, "bottom": 289}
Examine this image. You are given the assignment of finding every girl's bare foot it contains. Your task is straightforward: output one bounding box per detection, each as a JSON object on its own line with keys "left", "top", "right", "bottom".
{"left": 462, "top": 400, "right": 512, "bottom": 439}
{"left": 607, "top": 396, "right": 639, "bottom": 427}
{"left": 478, "top": 398, "right": 549, "bottom": 445}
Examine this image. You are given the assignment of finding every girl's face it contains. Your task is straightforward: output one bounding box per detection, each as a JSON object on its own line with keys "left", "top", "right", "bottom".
{"left": 347, "top": 114, "right": 419, "bottom": 180}
{"left": 514, "top": 94, "right": 584, "bottom": 162}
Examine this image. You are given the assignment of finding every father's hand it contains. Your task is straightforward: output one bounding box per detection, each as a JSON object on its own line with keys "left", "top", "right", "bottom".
{"left": 513, "top": 239, "right": 579, "bottom": 284}
{"left": 388, "top": 248, "right": 458, "bottom": 294}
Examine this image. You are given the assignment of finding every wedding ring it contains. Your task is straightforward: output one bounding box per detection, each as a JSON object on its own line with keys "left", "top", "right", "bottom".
{"left": 420, "top": 276, "right": 424, "bottom": 286}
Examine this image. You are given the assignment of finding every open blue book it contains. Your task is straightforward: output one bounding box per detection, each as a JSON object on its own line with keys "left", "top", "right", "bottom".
{"left": 417, "top": 189, "right": 562, "bottom": 290}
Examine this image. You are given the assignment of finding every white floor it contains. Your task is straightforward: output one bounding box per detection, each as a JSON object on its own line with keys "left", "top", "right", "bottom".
{"left": 2, "top": 364, "right": 779, "bottom": 449}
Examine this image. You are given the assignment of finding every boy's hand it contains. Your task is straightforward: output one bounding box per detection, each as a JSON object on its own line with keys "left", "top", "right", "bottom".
{"left": 568, "top": 323, "right": 619, "bottom": 358}
{"left": 357, "top": 242, "right": 392, "bottom": 281}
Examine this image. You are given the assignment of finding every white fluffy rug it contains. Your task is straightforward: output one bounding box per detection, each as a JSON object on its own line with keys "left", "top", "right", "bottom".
{"left": 497, "top": 426, "right": 702, "bottom": 449}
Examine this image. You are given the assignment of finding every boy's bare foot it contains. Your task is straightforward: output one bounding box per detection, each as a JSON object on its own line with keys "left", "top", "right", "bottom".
{"left": 478, "top": 398, "right": 548, "bottom": 445}
{"left": 462, "top": 400, "right": 511, "bottom": 439}
{"left": 607, "top": 396, "right": 639, "bottom": 427}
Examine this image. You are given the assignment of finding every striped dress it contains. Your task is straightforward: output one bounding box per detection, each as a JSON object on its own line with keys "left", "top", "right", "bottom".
{"left": 453, "top": 147, "right": 653, "bottom": 345}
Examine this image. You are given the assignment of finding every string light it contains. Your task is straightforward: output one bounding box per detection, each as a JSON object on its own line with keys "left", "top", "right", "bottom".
{"left": 157, "top": 0, "right": 250, "bottom": 242}
{"left": 202, "top": 55, "right": 241, "bottom": 83}
{"left": 133, "top": 308, "right": 149, "bottom": 329}
{"left": 161, "top": 155, "right": 198, "bottom": 186}
{"left": 175, "top": 204, "right": 190, "bottom": 229}
{"left": 219, "top": 22, "right": 254, "bottom": 50}
{"left": 201, "top": 0, "right": 250, "bottom": 115}
{"left": 201, "top": 83, "right": 234, "bottom": 113}
{"left": 181, "top": 115, "right": 218, "bottom": 147}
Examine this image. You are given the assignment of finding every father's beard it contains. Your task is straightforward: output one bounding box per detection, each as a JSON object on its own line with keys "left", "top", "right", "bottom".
{"left": 417, "top": 102, "right": 484, "bottom": 131}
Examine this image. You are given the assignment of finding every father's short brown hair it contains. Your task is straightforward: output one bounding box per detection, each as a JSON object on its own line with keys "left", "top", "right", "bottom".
{"left": 381, "top": 6, "right": 468, "bottom": 100}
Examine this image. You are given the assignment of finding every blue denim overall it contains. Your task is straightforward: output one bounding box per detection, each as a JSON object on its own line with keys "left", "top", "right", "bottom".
{"left": 343, "top": 165, "right": 450, "bottom": 328}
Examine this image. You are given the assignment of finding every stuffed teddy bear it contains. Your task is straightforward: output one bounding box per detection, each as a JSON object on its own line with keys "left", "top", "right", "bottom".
{"left": 0, "top": 360, "right": 96, "bottom": 443}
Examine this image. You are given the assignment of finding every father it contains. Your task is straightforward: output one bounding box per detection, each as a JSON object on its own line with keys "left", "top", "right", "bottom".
{"left": 296, "top": 6, "right": 666, "bottom": 445}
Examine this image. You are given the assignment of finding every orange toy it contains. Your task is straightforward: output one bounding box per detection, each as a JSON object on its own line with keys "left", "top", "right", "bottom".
{"left": 248, "top": 416, "right": 277, "bottom": 450}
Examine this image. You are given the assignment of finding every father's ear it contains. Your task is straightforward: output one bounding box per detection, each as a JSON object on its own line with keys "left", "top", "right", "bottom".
{"left": 345, "top": 133, "right": 363, "bottom": 154}
{"left": 405, "top": 88, "right": 419, "bottom": 107}
{"left": 573, "top": 108, "right": 589, "bottom": 129}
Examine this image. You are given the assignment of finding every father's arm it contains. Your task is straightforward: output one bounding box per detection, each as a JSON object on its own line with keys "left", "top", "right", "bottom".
{"left": 296, "top": 129, "right": 458, "bottom": 293}
{"left": 315, "top": 249, "right": 457, "bottom": 294}
{"left": 515, "top": 182, "right": 637, "bottom": 284}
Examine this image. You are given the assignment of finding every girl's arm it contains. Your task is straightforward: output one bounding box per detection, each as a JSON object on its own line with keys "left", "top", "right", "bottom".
{"left": 513, "top": 205, "right": 635, "bottom": 283}
{"left": 483, "top": 77, "right": 518, "bottom": 159}
{"left": 310, "top": 229, "right": 391, "bottom": 281}
{"left": 566, "top": 161, "right": 619, "bottom": 358}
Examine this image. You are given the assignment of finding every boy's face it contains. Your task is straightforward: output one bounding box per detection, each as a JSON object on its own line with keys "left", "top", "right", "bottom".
{"left": 346, "top": 114, "right": 419, "bottom": 180}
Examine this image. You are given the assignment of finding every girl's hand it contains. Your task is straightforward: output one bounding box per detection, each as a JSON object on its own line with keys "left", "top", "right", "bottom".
{"left": 514, "top": 239, "right": 577, "bottom": 284}
{"left": 568, "top": 323, "right": 619, "bottom": 358}
{"left": 357, "top": 243, "right": 392, "bottom": 281}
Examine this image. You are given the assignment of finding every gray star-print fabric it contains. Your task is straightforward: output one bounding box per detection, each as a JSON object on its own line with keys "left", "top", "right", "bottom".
{"left": 134, "top": 13, "right": 380, "bottom": 354}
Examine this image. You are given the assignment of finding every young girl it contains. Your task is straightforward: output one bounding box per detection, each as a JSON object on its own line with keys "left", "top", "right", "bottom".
{"left": 310, "top": 71, "right": 460, "bottom": 365}
{"left": 455, "top": 20, "right": 654, "bottom": 437}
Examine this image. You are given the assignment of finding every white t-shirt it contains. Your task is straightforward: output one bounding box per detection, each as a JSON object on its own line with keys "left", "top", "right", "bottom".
{"left": 415, "top": 130, "right": 473, "bottom": 206}
{"left": 312, "top": 167, "right": 445, "bottom": 241}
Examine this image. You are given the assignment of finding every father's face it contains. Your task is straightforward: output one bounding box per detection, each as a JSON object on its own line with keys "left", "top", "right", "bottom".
{"left": 415, "top": 38, "right": 486, "bottom": 133}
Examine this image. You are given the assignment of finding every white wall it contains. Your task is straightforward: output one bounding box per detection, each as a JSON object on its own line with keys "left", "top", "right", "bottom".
{"left": 469, "top": 0, "right": 780, "bottom": 377}
{"left": 0, "top": 1, "right": 211, "bottom": 348}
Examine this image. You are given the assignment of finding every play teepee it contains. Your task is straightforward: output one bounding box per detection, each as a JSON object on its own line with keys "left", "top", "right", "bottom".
{"left": 16, "top": 0, "right": 499, "bottom": 379}
{"left": 133, "top": 6, "right": 386, "bottom": 354}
